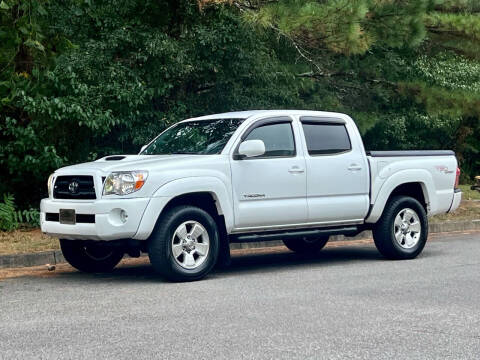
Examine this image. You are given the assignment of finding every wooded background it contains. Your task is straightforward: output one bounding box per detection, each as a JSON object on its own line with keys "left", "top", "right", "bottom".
{"left": 1, "top": 0, "right": 479, "bottom": 208}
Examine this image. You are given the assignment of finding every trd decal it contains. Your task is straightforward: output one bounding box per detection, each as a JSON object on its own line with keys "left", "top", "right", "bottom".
{"left": 435, "top": 165, "right": 454, "bottom": 174}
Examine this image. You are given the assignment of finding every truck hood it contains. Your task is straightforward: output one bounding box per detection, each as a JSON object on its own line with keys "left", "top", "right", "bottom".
{"left": 55, "top": 154, "right": 214, "bottom": 174}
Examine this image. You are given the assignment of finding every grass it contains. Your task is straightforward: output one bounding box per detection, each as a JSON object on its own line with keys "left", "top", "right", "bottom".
{"left": 0, "top": 187, "right": 479, "bottom": 255}
{"left": 458, "top": 184, "right": 480, "bottom": 200}
{"left": 431, "top": 199, "right": 480, "bottom": 221}
{"left": 0, "top": 229, "right": 58, "bottom": 255}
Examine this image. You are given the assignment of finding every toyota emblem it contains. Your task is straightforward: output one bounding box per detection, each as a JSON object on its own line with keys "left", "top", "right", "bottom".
{"left": 68, "top": 181, "right": 79, "bottom": 194}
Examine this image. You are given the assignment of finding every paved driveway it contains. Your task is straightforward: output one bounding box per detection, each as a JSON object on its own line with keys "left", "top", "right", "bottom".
{"left": 1, "top": 232, "right": 479, "bottom": 359}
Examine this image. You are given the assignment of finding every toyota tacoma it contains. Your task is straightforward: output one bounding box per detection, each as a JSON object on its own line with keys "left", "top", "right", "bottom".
{"left": 41, "top": 110, "right": 462, "bottom": 281}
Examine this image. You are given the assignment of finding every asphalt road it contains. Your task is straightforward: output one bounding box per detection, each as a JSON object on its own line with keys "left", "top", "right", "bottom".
{"left": 1, "top": 231, "right": 480, "bottom": 360}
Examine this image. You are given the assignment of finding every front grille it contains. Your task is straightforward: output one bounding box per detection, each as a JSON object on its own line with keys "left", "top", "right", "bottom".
{"left": 76, "top": 214, "right": 96, "bottom": 223}
{"left": 45, "top": 213, "right": 95, "bottom": 223}
{"left": 45, "top": 213, "right": 59, "bottom": 222}
{"left": 53, "top": 175, "right": 96, "bottom": 200}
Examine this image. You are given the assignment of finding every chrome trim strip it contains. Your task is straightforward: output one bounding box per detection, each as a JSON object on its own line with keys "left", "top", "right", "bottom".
{"left": 230, "top": 219, "right": 364, "bottom": 234}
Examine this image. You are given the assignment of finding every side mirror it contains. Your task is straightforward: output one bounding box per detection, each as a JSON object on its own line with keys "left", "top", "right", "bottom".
{"left": 140, "top": 145, "right": 147, "bottom": 153}
{"left": 237, "top": 139, "right": 265, "bottom": 159}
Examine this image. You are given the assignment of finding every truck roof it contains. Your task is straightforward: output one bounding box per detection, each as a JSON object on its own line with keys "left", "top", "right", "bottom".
{"left": 188, "top": 110, "right": 349, "bottom": 121}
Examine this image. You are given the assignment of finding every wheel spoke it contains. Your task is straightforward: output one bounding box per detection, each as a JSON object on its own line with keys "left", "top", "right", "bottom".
{"left": 183, "top": 252, "right": 196, "bottom": 267}
{"left": 409, "top": 221, "right": 421, "bottom": 233}
{"left": 190, "top": 223, "right": 205, "bottom": 239}
{"left": 394, "top": 215, "right": 403, "bottom": 228}
{"left": 395, "top": 230, "right": 404, "bottom": 243}
{"left": 176, "top": 224, "right": 188, "bottom": 240}
{"left": 195, "top": 242, "right": 209, "bottom": 256}
{"left": 172, "top": 243, "right": 184, "bottom": 258}
{"left": 404, "top": 209, "right": 414, "bottom": 222}
{"left": 405, "top": 233, "right": 415, "bottom": 247}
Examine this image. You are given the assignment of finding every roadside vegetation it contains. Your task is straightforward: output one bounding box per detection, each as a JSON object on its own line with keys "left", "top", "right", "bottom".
{"left": 459, "top": 184, "right": 480, "bottom": 201}
{"left": 1, "top": 1, "right": 479, "bottom": 215}
{"left": 0, "top": 229, "right": 58, "bottom": 254}
{"left": 0, "top": 194, "right": 40, "bottom": 231}
{"left": 433, "top": 199, "right": 480, "bottom": 221}
{"left": 1, "top": 197, "right": 479, "bottom": 255}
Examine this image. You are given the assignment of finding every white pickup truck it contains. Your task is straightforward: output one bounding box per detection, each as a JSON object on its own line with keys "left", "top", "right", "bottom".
{"left": 41, "top": 110, "right": 462, "bottom": 281}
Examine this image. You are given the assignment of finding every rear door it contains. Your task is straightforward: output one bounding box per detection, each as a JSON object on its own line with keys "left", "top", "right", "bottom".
{"left": 230, "top": 116, "right": 307, "bottom": 230}
{"left": 300, "top": 117, "right": 369, "bottom": 224}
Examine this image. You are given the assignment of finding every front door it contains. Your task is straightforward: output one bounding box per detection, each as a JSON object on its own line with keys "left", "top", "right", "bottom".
{"left": 230, "top": 117, "right": 307, "bottom": 230}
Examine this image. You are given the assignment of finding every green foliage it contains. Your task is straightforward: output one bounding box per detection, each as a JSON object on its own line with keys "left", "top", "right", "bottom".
{"left": 436, "top": 0, "right": 480, "bottom": 13}
{"left": 243, "top": 0, "right": 429, "bottom": 57}
{"left": 0, "top": 193, "right": 40, "bottom": 231}
{"left": 0, "top": 194, "right": 17, "bottom": 231}
{"left": 426, "top": 12, "right": 480, "bottom": 40}
{"left": 14, "top": 208, "right": 40, "bottom": 227}
{"left": 414, "top": 53, "right": 480, "bottom": 92}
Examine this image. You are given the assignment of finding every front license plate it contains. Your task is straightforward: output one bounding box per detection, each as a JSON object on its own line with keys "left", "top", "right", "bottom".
{"left": 59, "top": 209, "right": 76, "bottom": 225}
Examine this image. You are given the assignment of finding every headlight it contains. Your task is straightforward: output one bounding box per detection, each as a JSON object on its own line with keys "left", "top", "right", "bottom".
{"left": 103, "top": 171, "right": 148, "bottom": 196}
{"left": 47, "top": 174, "right": 55, "bottom": 197}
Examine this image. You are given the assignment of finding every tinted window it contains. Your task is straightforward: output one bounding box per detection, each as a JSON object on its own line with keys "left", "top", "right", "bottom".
{"left": 244, "top": 122, "right": 295, "bottom": 157}
{"left": 141, "top": 118, "right": 244, "bottom": 155}
{"left": 302, "top": 123, "right": 351, "bottom": 155}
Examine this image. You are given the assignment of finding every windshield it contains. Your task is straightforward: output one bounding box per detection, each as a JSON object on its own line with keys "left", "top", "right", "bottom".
{"left": 140, "top": 118, "right": 245, "bottom": 155}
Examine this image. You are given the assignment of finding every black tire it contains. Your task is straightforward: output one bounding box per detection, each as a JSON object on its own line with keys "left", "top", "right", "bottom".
{"left": 283, "top": 236, "right": 329, "bottom": 254}
{"left": 60, "top": 240, "right": 124, "bottom": 273}
{"left": 148, "top": 205, "right": 219, "bottom": 282}
{"left": 372, "top": 196, "right": 428, "bottom": 260}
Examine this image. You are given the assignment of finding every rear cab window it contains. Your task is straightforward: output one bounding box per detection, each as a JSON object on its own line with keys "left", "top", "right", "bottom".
{"left": 300, "top": 117, "right": 351, "bottom": 155}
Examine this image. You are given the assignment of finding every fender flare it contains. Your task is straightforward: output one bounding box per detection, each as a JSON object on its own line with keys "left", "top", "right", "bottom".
{"left": 153, "top": 176, "right": 234, "bottom": 231}
{"left": 366, "top": 169, "right": 435, "bottom": 223}
{"left": 133, "top": 177, "right": 233, "bottom": 240}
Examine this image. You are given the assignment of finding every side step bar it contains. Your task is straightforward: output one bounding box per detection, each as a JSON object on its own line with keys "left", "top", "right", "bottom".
{"left": 230, "top": 226, "right": 360, "bottom": 243}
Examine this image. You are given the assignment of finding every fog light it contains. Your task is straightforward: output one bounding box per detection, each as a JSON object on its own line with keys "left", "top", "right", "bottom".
{"left": 108, "top": 208, "right": 128, "bottom": 226}
{"left": 120, "top": 209, "right": 128, "bottom": 223}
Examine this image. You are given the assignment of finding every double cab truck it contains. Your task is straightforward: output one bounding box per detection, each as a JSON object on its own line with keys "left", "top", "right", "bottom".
{"left": 41, "top": 110, "right": 462, "bottom": 281}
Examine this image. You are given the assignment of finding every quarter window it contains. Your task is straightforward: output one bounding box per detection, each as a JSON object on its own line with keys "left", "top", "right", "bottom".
{"left": 244, "top": 122, "right": 295, "bottom": 157}
{"left": 302, "top": 122, "right": 351, "bottom": 155}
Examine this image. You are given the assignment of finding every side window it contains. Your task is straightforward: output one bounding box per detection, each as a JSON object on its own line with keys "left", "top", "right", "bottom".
{"left": 244, "top": 122, "right": 295, "bottom": 157}
{"left": 302, "top": 122, "right": 351, "bottom": 155}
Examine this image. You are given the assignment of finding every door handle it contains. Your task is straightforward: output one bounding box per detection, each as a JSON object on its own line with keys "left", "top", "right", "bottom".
{"left": 348, "top": 164, "right": 362, "bottom": 171}
{"left": 288, "top": 166, "right": 305, "bottom": 174}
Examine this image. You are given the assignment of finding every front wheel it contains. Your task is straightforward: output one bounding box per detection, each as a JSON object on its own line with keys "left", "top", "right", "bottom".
{"left": 283, "top": 236, "right": 329, "bottom": 254}
{"left": 148, "top": 205, "right": 219, "bottom": 282}
{"left": 372, "top": 196, "right": 428, "bottom": 260}
{"left": 60, "top": 240, "right": 124, "bottom": 273}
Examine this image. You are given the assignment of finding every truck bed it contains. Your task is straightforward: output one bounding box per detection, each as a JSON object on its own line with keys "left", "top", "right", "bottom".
{"left": 366, "top": 150, "right": 458, "bottom": 222}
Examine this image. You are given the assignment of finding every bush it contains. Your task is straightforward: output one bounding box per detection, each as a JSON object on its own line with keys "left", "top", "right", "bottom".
{"left": 14, "top": 208, "right": 40, "bottom": 228}
{"left": 0, "top": 194, "right": 17, "bottom": 231}
{"left": 0, "top": 194, "right": 40, "bottom": 231}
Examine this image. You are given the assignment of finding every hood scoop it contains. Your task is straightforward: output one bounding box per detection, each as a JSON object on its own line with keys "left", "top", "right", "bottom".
{"left": 104, "top": 155, "right": 127, "bottom": 161}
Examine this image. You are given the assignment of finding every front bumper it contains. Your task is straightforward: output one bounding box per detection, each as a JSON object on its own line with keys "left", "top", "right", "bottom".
{"left": 447, "top": 189, "right": 462, "bottom": 213}
{"left": 40, "top": 197, "right": 156, "bottom": 241}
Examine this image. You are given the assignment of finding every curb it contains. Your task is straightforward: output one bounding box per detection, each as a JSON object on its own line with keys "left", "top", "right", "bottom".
{"left": 0, "top": 250, "right": 65, "bottom": 270}
{"left": 1, "top": 220, "right": 480, "bottom": 269}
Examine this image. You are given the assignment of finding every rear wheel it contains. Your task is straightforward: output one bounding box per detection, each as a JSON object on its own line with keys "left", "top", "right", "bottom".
{"left": 60, "top": 240, "right": 124, "bottom": 273}
{"left": 372, "top": 196, "right": 428, "bottom": 260}
{"left": 283, "top": 236, "right": 329, "bottom": 254}
{"left": 148, "top": 205, "right": 219, "bottom": 282}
